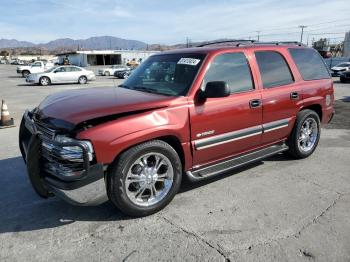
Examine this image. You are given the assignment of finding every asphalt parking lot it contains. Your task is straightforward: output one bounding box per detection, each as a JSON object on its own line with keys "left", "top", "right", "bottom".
{"left": 0, "top": 64, "right": 350, "bottom": 262}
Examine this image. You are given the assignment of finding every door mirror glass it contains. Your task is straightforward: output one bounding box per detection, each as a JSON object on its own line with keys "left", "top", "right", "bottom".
{"left": 197, "top": 81, "right": 230, "bottom": 102}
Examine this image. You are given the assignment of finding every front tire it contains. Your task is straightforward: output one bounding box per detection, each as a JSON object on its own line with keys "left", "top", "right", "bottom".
{"left": 287, "top": 109, "right": 321, "bottom": 159}
{"left": 107, "top": 140, "right": 182, "bottom": 217}
{"left": 78, "top": 76, "right": 87, "bottom": 84}
{"left": 39, "top": 76, "right": 50, "bottom": 86}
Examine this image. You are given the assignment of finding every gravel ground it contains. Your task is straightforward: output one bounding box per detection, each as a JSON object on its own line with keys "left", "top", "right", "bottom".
{"left": 0, "top": 64, "right": 350, "bottom": 262}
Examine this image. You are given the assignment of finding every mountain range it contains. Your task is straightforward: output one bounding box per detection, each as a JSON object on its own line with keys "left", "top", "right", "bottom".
{"left": 0, "top": 36, "right": 147, "bottom": 50}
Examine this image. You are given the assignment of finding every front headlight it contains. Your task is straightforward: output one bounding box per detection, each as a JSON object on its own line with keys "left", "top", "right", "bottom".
{"left": 54, "top": 135, "right": 94, "bottom": 162}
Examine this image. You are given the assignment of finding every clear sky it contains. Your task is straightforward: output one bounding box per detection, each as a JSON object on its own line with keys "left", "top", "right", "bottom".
{"left": 0, "top": 0, "right": 349, "bottom": 44}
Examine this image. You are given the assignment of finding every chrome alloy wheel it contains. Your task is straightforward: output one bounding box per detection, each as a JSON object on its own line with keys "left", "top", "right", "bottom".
{"left": 125, "top": 152, "right": 174, "bottom": 207}
{"left": 298, "top": 117, "right": 318, "bottom": 153}
{"left": 40, "top": 77, "right": 49, "bottom": 86}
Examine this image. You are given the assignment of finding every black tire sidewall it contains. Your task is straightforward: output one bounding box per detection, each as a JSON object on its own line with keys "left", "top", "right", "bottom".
{"left": 79, "top": 76, "right": 87, "bottom": 84}
{"left": 40, "top": 77, "right": 50, "bottom": 86}
{"left": 289, "top": 110, "right": 321, "bottom": 158}
{"left": 107, "top": 140, "right": 182, "bottom": 217}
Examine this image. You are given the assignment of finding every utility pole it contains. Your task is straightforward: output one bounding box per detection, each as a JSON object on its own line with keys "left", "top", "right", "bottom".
{"left": 256, "top": 31, "right": 261, "bottom": 42}
{"left": 299, "top": 25, "right": 307, "bottom": 43}
{"left": 186, "top": 37, "right": 190, "bottom": 48}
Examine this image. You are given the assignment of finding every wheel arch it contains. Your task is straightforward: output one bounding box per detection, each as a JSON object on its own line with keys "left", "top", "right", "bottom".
{"left": 300, "top": 104, "right": 322, "bottom": 122}
{"left": 106, "top": 135, "right": 187, "bottom": 175}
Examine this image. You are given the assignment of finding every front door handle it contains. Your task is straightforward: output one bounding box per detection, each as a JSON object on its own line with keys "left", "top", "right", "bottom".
{"left": 250, "top": 99, "right": 261, "bottom": 108}
{"left": 290, "top": 92, "right": 299, "bottom": 100}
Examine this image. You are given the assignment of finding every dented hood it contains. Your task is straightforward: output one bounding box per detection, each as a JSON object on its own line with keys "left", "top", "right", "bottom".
{"left": 35, "top": 87, "right": 175, "bottom": 126}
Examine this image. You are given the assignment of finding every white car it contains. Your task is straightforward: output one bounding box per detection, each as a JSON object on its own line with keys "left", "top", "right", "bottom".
{"left": 98, "top": 65, "right": 129, "bottom": 76}
{"left": 331, "top": 62, "right": 350, "bottom": 76}
{"left": 17, "top": 61, "right": 54, "bottom": 77}
{"left": 26, "top": 66, "right": 96, "bottom": 86}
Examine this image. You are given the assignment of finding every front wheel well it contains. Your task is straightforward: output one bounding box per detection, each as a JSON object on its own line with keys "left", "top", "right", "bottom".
{"left": 106, "top": 135, "right": 185, "bottom": 174}
{"left": 301, "top": 104, "right": 322, "bottom": 121}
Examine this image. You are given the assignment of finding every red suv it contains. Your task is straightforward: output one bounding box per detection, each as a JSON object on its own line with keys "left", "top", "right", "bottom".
{"left": 19, "top": 42, "right": 334, "bottom": 217}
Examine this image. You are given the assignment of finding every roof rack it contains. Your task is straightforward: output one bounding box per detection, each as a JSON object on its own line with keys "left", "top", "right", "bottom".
{"left": 254, "top": 41, "right": 305, "bottom": 46}
{"left": 196, "top": 39, "right": 255, "bottom": 47}
{"left": 197, "top": 40, "right": 305, "bottom": 48}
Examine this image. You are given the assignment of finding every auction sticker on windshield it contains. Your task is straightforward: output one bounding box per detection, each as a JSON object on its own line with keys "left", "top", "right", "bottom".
{"left": 177, "top": 58, "right": 201, "bottom": 66}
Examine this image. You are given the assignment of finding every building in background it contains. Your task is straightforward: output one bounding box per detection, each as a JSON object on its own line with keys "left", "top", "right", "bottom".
{"left": 56, "top": 50, "right": 159, "bottom": 67}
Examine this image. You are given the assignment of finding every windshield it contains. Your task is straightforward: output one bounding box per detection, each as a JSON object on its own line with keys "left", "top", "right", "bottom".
{"left": 44, "top": 67, "right": 57, "bottom": 73}
{"left": 336, "top": 63, "right": 350, "bottom": 67}
{"left": 121, "top": 53, "right": 206, "bottom": 96}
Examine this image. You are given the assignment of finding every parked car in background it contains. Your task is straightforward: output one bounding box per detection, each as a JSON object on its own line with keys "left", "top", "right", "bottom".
{"left": 331, "top": 62, "right": 350, "bottom": 76}
{"left": 340, "top": 70, "right": 350, "bottom": 83}
{"left": 20, "top": 42, "right": 334, "bottom": 217}
{"left": 114, "top": 68, "right": 135, "bottom": 79}
{"left": 25, "top": 66, "right": 96, "bottom": 86}
{"left": 98, "top": 65, "right": 129, "bottom": 76}
{"left": 126, "top": 59, "right": 139, "bottom": 67}
{"left": 0, "top": 59, "right": 6, "bottom": 64}
{"left": 17, "top": 61, "right": 54, "bottom": 77}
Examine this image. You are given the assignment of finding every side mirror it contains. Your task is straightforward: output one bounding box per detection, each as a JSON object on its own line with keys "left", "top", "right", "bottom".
{"left": 197, "top": 81, "right": 230, "bottom": 103}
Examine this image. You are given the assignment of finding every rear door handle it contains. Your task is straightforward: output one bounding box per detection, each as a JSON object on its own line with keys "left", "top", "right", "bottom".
{"left": 249, "top": 99, "right": 261, "bottom": 108}
{"left": 290, "top": 92, "right": 299, "bottom": 100}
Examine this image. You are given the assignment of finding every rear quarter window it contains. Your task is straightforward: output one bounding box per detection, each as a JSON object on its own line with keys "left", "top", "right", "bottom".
{"left": 288, "top": 48, "right": 330, "bottom": 80}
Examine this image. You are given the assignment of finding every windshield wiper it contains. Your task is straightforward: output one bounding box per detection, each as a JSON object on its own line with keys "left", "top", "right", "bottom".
{"left": 132, "top": 86, "right": 162, "bottom": 95}
{"left": 118, "top": 84, "right": 130, "bottom": 88}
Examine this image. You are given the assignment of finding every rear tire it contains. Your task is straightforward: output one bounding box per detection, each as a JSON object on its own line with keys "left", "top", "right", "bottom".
{"left": 123, "top": 72, "right": 129, "bottom": 79}
{"left": 39, "top": 76, "right": 50, "bottom": 86}
{"left": 104, "top": 71, "right": 110, "bottom": 76}
{"left": 107, "top": 140, "right": 182, "bottom": 217}
{"left": 22, "top": 70, "right": 30, "bottom": 78}
{"left": 287, "top": 109, "right": 320, "bottom": 159}
{"left": 78, "top": 76, "right": 87, "bottom": 84}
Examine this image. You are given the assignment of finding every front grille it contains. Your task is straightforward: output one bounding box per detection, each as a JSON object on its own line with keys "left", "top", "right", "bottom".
{"left": 33, "top": 118, "right": 86, "bottom": 180}
{"left": 41, "top": 143, "right": 84, "bottom": 173}
{"left": 33, "top": 119, "right": 56, "bottom": 140}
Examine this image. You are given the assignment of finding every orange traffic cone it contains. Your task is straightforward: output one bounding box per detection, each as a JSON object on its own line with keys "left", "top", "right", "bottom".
{"left": 0, "top": 100, "right": 15, "bottom": 128}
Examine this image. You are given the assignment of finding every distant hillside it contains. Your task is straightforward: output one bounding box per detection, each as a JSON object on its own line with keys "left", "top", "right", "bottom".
{"left": 0, "top": 39, "right": 35, "bottom": 48}
{"left": 42, "top": 36, "right": 147, "bottom": 50}
{"left": 0, "top": 36, "right": 147, "bottom": 50}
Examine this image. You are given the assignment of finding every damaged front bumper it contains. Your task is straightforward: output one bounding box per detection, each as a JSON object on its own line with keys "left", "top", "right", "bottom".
{"left": 19, "top": 110, "right": 108, "bottom": 205}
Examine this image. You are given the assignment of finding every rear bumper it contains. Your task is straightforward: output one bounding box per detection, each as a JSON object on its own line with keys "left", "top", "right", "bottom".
{"left": 328, "top": 110, "right": 335, "bottom": 124}
{"left": 19, "top": 111, "right": 108, "bottom": 206}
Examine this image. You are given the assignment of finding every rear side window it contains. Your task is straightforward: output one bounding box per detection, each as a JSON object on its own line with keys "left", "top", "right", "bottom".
{"left": 255, "top": 51, "right": 294, "bottom": 88}
{"left": 204, "top": 52, "right": 254, "bottom": 94}
{"left": 289, "top": 48, "right": 331, "bottom": 80}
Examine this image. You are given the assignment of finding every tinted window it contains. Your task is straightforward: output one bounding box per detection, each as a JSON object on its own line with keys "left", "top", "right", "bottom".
{"left": 54, "top": 67, "right": 66, "bottom": 72}
{"left": 69, "top": 67, "right": 82, "bottom": 72}
{"left": 204, "top": 52, "right": 254, "bottom": 94}
{"left": 289, "top": 48, "right": 330, "bottom": 80}
{"left": 255, "top": 51, "right": 294, "bottom": 88}
{"left": 335, "top": 63, "right": 349, "bottom": 67}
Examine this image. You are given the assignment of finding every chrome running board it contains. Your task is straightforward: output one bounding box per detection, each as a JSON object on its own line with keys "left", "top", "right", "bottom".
{"left": 186, "top": 143, "right": 288, "bottom": 182}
